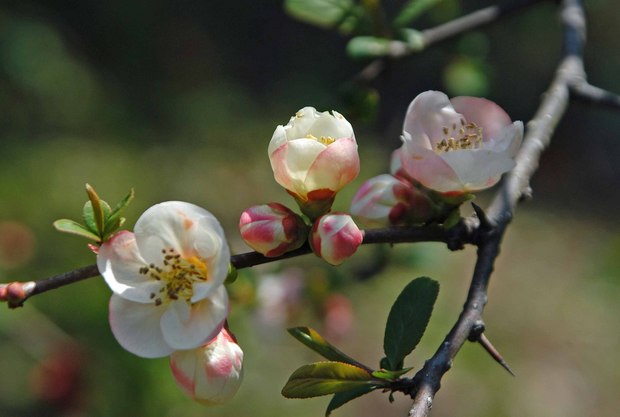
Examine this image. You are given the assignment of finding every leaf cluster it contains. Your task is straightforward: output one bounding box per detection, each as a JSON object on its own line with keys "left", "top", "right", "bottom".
{"left": 53, "top": 184, "right": 134, "bottom": 245}
{"left": 282, "top": 277, "right": 439, "bottom": 415}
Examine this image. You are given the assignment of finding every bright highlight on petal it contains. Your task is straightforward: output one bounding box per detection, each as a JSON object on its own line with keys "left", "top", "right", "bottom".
{"left": 98, "top": 201, "right": 231, "bottom": 358}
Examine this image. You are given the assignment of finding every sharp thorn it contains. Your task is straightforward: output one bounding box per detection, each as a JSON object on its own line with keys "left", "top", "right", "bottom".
{"left": 478, "top": 333, "right": 515, "bottom": 377}
{"left": 471, "top": 203, "right": 493, "bottom": 230}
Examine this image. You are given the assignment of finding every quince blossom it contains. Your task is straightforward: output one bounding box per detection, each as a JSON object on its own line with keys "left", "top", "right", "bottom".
{"left": 268, "top": 107, "right": 360, "bottom": 218}
{"left": 97, "top": 201, "right": 230, "bottom": 358}
{"left": 350, "top": 174, "right": 433, "bottom": 227}
{"left": 310, "top": 213, "right": 363, "bottom": 266}
{"left": 239, "top": 203, "right": 308, "bottom": 257}
{"left": 398, "top": 91, "right": 523, "bottom": 194}
{"left": 170, "top": 326, "right": 243, "bottom": 405}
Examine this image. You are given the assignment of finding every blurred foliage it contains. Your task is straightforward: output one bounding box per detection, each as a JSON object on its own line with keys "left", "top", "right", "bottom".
{"left": 0, "top": 0, "right": 619, "bottom": 416}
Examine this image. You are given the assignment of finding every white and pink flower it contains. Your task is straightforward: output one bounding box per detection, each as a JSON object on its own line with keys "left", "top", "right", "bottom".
{"left": 398, "top": 91, "right": 523, "bottom": 194}
{"left": 268, "top": 107, "right": 360, "bottom": 218}
{"left": 310, "top": 213, "right": 363, "bottom": 266}
{"left": 239, "top": 203, "right": 308, "bottom": 257}
{"left": 97, "top": 201, "right": 231, "bottom": 358}
{"left": 170, "top": 326, "right": 244, "bottom": 405}
{"left": 350, "top": 174, "right": 434, "bottom": 227}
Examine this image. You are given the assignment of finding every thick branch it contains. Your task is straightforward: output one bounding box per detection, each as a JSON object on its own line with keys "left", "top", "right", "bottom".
{"left": 405, "top": 1, "right": 588, "bottom": 416}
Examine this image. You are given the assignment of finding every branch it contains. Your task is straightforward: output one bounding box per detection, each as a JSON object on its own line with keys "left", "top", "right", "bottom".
{"left": 404, "top": 1, "right": 589, "bottom": 415}
{"left": 354, "top": 0, "right": 548, "bottom": 84}
{"left": 1, "top": 221, "right": 479, "bottom": 308}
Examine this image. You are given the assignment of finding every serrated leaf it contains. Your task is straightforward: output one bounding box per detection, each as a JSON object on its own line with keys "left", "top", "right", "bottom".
{"left": 384, "top": 277, "right": 439, "bottom": 371}
{"left": 285, "top": 0, "right": 361, "bottom": 34}
{"left": 53, "top": 219, "right": 101, "bottom": 241}
{"left": 288, "top": 327, "right": 368, "bottom": 369}
{"left": 371, "top": 367, "right": 413, "bottom": 381}
{"left": 325, "top": 385, "right": 376, "bottom": 416}
{"left": 282, "top": 362, "right": 380, "bottom": 399}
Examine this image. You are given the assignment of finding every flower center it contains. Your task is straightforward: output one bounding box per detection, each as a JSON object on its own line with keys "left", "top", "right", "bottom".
{"left": 434, "top": 118, "right": 483, "bottom": 153}
{"left": 305, "top": 133, "right": 336, "bottom": 145}
{"left": 139, "top": 248, "right": 208, "bottom": 306}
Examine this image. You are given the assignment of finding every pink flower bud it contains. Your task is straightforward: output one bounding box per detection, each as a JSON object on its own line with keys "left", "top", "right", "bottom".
{"left": 310, "top": 213, "right": 363, "bottom": 266}
{"left": 350, "top": 174, "right": 434, "bottom": 227}
{"left": 239, "top": 203, "right": 308, "bottom": 257}
{"left": 170, "top": 327, "right": 244, "bottom": 405}
{"left": 268, "top": 107, "right": 360, "bottom": 219}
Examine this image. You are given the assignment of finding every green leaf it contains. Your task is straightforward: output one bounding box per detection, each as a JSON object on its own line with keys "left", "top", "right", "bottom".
{"left": 285, "top": 0, "right": 361, "bottom": 34}
{"left": 384, "top": 277, "right": 439, "bottom": 370}
{"left": 287, "top": 327, "right": 367, "bottom": 369}
{"left": 346, "top": 36, "right": 399, "bottom": 59}
{"left": 53, "top": 219, "right": 101, "bottom": 241}
{"left": 393, "top": 0, "right": 443, "bottom": 27}
{"left": 281, "top": 362, "right": 381, "bottom": 399}
{"left": 85, "top": 184, "right": 106, "bottom": 235}
{"left": 371, "top": 367, "right": 413, "bottom": 381}
{"left": 325, "top": 385, "right": 376, "bottom": 416}
{"left": 82, "top": 201, "right": 99, "bottom": 235}
{"left": 103, "top": 188, "right": 134, "bottom": 239}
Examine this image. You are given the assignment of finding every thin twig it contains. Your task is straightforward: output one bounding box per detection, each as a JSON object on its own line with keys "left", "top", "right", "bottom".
{"left": 2, "top": 221, "right": 478, "bottom": 307}
{"left": 354, "top": 0, "right": 548, "bottom": 84}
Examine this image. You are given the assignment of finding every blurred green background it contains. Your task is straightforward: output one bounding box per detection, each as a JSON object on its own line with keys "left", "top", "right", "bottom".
{"left": 0, "top": 0, "right": 619, "bottom": 416}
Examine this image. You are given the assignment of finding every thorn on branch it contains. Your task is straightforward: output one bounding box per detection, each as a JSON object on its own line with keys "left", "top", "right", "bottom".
{"left": 473, "top": 331, "right": 516, "bottom": 377}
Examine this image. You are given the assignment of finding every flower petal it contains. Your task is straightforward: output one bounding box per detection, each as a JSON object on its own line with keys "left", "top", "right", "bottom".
{"left": 161, "top": 286, "right": 229, "bottom": 350}
{"left": 304, "top": 137, "right": 359, "bottom": 192}
{"left": 97, "top": 231, "right": 162, "bottom": 303}
{"left": 400, "top": 142, "right": 464, "bottom": 193}
{"left": 270, "top": 139, "right": 326, "bottom": 195}
{"left": 109, "top": 294, "right": 173, "bottom": 358}
{"left": 483, "top": 121, "right": 523, "bottom": 155}
{"left": 403, "top": 91, "right": 463, "bottom": 149}
{"left": 450, "top": 96, "right": 512, "bottom": 140}
{"left": 440, "top": 149, "right": 516, "bottom": 191}
{"left": 306, "top": 110, "right": 354, "bottom": 140}
{"left": 134, "top": 201, "right": 221, "bottom": 265}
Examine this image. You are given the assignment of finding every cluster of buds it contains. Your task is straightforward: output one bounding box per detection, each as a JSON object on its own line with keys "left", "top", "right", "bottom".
{"left": 96, "top": 201, "right": 243, "bottom": 404}
{"left": 351, "top": 91, "right": 523, "bottom": 227}
{"left": 240, "top": 107, "right": 364, "bottom": 266}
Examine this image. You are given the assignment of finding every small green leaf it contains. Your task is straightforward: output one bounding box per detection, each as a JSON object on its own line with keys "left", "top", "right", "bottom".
{"left": 282, "top": 362, "right": 381, "bottom": 399}
{"left": 53, "top": 219, "right": 101, "bottom": 241}
{"left": 103, "top": 188, "right": 135, "bottom": 239}
{"left": 85, "top": 184, "right": 106, "bottom": 235}
{"left": 346, "top": 36, "right": 398, "bottom": 59}
{"left": 371, "top": 367, "right": 413, "bottom": 381}
{"left": 288, "top": 327, "right": 368, "bottom": 369}
{"left": 384, "top": 277, "right": 439, "bottom": 370}
{"left": 325, "top": 385, "right": 376, "bottom": 416}
{"left": 284, "top": 0, "right": 361, "bottom": 34}
{"left": 393, "top": 0, "right": 443, "bottom": 27}
{"left": 82, "top": 201, "right": 99, "bottom": 235}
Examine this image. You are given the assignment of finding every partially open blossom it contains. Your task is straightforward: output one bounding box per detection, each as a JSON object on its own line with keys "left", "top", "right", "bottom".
{"left": 268, "top": 107, "right": 360, "bottom": 218}
{"left": 97, "top": 201, "right": 231, "bottom": 358}
{"left": 239, "top": 203, "right": 308, "bottom": 257}
{"left": 398, "top": 91, "right": 523, "bottom": 194}
{"left": 310, "top": 213, "right": 363, "bottom": 266}
{"left": 170, "top": 326, "right": 243, "bottom": 405}
{"left": 350, "top": 174, "right": 433, "bottom": 227}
